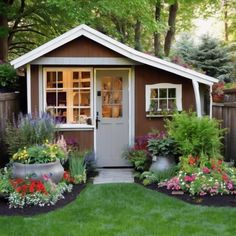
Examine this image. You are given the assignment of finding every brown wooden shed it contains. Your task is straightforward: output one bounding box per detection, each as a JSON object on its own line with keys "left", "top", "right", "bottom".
{"left": 11, "top": 24, "right": 218, "bottom": 167}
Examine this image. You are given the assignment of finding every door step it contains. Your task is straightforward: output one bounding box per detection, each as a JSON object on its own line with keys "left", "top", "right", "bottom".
{"left": 93, "top": 168, "right": 134, "bottom": 184}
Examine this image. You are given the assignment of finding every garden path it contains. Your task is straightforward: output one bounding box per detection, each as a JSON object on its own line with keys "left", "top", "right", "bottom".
{"left": 93, "top": 168, "right": 134, "bottom": 184}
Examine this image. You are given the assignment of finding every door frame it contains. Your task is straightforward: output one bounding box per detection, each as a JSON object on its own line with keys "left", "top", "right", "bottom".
{"left": 93, "top": 67, "right": 135, "bottom": 164}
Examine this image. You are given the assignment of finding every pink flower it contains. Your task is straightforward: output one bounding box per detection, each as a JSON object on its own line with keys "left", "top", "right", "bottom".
{"left": 184, "top": 175, "right": 196, "bottom": 182}
{"left": 202, "top": 167, "right": 211, "bottom": 174}
{"left": 227, "top": 181, "right": 234, "bottom": 190}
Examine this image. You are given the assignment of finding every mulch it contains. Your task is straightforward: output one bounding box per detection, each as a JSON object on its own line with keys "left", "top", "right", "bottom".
{"left": 0, "top": 184, "right": 86, "bottom": 217}
{"left": 135, "top": 179, "right": 236, "bottom": 207}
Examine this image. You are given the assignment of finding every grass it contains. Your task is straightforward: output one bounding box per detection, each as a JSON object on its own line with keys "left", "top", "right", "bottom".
{"left": 1, "top": 183, "right": 236, "bottom": 236}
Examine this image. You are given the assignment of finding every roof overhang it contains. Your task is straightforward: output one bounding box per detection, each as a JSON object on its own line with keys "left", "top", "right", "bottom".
{"left": 11, "top": 24, "right": 218, "bottom": 85}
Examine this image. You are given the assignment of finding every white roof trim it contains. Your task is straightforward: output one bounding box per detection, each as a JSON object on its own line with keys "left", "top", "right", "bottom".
{"left": 11, "top": 24, "right": 218, "bottom": 85}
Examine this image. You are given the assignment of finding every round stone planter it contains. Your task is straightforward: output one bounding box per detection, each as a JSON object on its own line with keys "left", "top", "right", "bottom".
{"left": 12, "top": 160, "right": 64, "bottom": 183}
{"left": 149, "top": 156, "right": 175, "bottom": 172}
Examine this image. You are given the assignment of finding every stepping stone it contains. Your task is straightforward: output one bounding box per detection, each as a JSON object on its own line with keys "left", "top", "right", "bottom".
{"left": 93, "top": 168, "right": 134, "bottom": 184}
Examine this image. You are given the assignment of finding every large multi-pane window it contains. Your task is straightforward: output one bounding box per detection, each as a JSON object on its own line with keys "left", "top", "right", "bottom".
{"left": 44, "top": 68, "right": 92, "bottom": 125}
{"left": 145, "top": 83, "right": 182, "bottom": 116}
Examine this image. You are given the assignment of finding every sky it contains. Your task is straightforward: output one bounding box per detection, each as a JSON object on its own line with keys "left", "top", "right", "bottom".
{"left": 192, "top": 17, "right": 224, "bottom": 41}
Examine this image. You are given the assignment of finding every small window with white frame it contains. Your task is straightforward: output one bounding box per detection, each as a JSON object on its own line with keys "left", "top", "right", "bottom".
{"left": 145, "top": 83, "right": 182, "bottom": 116}
{"left": 44, "top": 68, "right": 93, "bottom": 127}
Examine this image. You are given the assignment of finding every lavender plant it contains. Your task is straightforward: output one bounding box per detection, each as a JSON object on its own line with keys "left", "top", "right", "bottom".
{"left": 5, "top": 113, "right": 57, "bottom": 156}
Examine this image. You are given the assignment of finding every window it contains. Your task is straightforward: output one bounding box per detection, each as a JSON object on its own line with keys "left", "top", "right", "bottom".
{"left": 44, "top": 68, "right": 93, "bottom": 126}
{"left": 101, "top": 76, "right": 123, "bottom": 118}
{"left": 145, "top": 83, "right": 182, "bottom": 116}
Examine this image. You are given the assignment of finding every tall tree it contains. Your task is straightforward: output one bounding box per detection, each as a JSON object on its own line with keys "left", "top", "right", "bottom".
{"left": 164, "top": 0, "right": 178, "bottom": 56}
{"left": 0, "top": 0, "right": 80, "bottom": 61}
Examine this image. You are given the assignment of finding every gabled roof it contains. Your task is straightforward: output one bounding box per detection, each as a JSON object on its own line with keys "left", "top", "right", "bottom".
{"left": 11, "top": 24, "right": 218, "bottom": 85}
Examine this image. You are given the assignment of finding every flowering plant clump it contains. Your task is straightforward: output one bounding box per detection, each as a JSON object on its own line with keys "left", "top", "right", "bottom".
{"left": 159, "top": 154, "right": 236, "bottom": 196}
{"left": 8, "top": 177, "right": 73, "bottom": 208}
{"left": 11, "top": 142, "right": 65, "bottom": 164}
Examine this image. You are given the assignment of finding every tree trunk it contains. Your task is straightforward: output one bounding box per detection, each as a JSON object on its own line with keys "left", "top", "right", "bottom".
{"left": 0, "top": 14, "right": 8, "bottom": 62}
{"left": 223, "top": 0, "right": 229, "bottom": 41}
{"left": 164, "top": 0, "right": 178, "bottom": 57}
{"left": 154, "top": 1, "right": 162, "bottom": 57}
{"left": 134, "top": 20, "right": 142, "bottom": 51}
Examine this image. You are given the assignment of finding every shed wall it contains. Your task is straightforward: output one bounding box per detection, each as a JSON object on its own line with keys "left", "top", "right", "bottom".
{"left": 135, "top": 65, "right": 196, "bottom": 136}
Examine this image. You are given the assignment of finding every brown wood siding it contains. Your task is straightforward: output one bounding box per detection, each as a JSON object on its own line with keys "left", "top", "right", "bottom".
{"left": 31, "top": 65, "right": 39, "bottom": 115}
{"left": 45, "top": 36, "right": 122, "bottom": 58}
{"left": 60, "top": 130, "right": 94, "bottom": 151}
{"left": 135, "top": 65, "right": 195, "bottom": 136}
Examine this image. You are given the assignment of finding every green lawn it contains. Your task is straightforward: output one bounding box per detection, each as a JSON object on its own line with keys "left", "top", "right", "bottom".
{"left": 0, "top": 183, "right": 236, "bottom": 236}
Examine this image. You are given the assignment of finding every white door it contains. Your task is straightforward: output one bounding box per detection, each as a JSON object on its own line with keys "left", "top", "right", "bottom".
{"left": 96, "top": 69, "right": 130, "bottom": 167}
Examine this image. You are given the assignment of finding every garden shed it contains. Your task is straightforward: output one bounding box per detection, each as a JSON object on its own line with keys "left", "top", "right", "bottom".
{"left": 11, "top": 24, "right": 218, "bottom": 167}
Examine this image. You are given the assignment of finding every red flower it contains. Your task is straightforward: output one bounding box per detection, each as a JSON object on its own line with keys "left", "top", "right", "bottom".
{"left": 222, "top": 174, "right": 229, "bottom": 182}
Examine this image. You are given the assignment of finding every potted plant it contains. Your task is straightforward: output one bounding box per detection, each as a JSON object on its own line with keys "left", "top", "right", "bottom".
{"left": 212, "top": 82, "right": 224, "bottom": 103}
{"left": 11, "top": 142, "right": 66, "bottom": 183}
{"left": 147, "top": 136, "right": 179, "bottom": 172}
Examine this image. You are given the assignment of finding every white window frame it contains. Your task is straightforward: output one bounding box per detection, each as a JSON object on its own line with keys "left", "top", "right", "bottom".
{"left": 145, "top": 83, "right": 182, "bottom": 116}
{"left": 43, "top": 67, "right": 94, "bottom": 129}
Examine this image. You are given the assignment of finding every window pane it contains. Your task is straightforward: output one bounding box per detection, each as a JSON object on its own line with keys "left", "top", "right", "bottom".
{"left": 112, "top": 91, "right": 122, "bottom": 104}
{"left": 58, "top": 72, "right": 63, "bottom": 82}
{"left": 112, "top": 105, "right": 121, "bottom": 118}
{"left": 102, "top": 91, "right": 112, "bottom": 105}
{"left": 159, "top": 100, "right": 167, "bottom": 110}
{"left": 73, "top": 72, "right": 79, "bottom": 80}
{"left": 73, "top": 91, "right": 79, "bottom": 106}
{"left": 46, "top": 92, "right": 56, "bottom": 106}
{"left": 168, "top": 99, "right": 176, "bottom": 110}
{"left": 168, "top": 88, "right": 176, "bottom": 98}
{"left": 56, "top": 108, "right": 67, "bottom": 123}
{"left": 102, "top": 105, "right": 112, "bottom": 117}
{"left": 82, "top": 71, "right": 90, "bottom": 79}
{"left": 58, "top": 92, "right": 66, "bottom": 106}
{"left": 159, "top": 89, "right": 167, "bottom": 98}
{"left": 80, "top": 90, "right": 90, "bottom": 106}
{"left": 151, "top": 89, "right": 158, "bottom": 98}
{"left": 47, "top": 72, "right": 56, "bottom": 88}
{"left": 150, "top": 100, "right": 158, "bottom": 112}
{"left": 113, "top": 77, "right": 122, "bottom": 90}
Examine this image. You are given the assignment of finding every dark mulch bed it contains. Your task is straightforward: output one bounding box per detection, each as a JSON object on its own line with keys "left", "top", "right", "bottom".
{"left": 135, "top": 179, "right": 236, "bottom": 207}
{"left": 0, "top": 184, "right": 86, "bottom": 217}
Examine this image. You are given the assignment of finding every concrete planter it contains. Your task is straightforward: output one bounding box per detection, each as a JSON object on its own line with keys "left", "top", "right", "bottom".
{"left": 12, "top": 160, "right": 64, "bottom": 183}
{"left": 149, "top": 156, "right": 175, "bottom": 172}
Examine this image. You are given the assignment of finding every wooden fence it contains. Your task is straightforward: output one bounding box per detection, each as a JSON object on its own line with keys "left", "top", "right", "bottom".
{"left": 0, "top": 92, "right": 20, "bottom": 167}
{"left": 212, "top": 88, "right": 236, "bottom": 163}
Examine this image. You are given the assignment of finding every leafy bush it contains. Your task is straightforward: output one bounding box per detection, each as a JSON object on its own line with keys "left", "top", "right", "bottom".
{"left": 165, "top": 112, "right": 225, "bottom": 158}
{"left": 123, "top": 149, "right": 150, "bottom": 171}
{"left": 68, "top": 150, "right": 87, "bottom": 184}
{"left": 147, "top": 136, "right": 179, "bottom": 158}
{"left": 5, "top": 113, "right": 57, "bottom": 156}
{"left": 140, "top": 166, "right": 178, "bottom": 186}
{"left": 0, "top": 63, "right": 18, "bottom": 91}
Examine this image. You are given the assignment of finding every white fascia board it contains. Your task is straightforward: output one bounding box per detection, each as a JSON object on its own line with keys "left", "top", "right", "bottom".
{"left": 31, "top": 57, "right": 139, "bottom": 65}
{"left": 11, "top": 24, "right": 218, "bottom": 85}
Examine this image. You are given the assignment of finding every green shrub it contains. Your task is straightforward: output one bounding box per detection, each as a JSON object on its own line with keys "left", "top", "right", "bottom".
{"left": 140, "top": 166, "right": 178, "bottom": 185}
{"left": 5, "top": 113, "right": 56, "bottom": 156}
{"left": 165, "top": 112, "right": 225, "bottom": 158}
{"left": 147, "top": 136, "right": 179, "bottom": 158}
{"left": 123, "top": 149, "right": 150, "bottom": 171}
{"left": 0, "top": 63, "right": 18, "bottom": 91}
{"left": 69, "top": 150, "right": 87, "bottom": 184}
